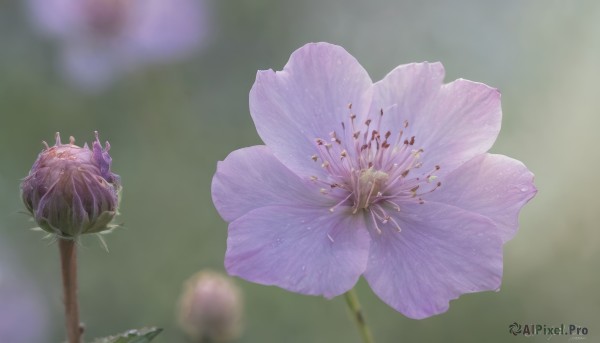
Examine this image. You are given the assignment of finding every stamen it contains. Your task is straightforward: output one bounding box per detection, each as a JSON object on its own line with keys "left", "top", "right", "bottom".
{"left": 388, "top": 216, "right": 402, "bottom": 232}
{"left": 329, "top": 192, "right": 353, "bottom": 212}
{"left": 309, "top": 105, "right": 443, "bottom": 233}
{"left": 370, "top": 210, "right": 382, "bottom": 234}
{"left": 385, "top": 200, "right": 401, "bottom": 212}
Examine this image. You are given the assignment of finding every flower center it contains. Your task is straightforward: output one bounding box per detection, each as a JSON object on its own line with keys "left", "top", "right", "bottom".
{"left": 310, "top": 104, "right": 442, "bottom": 234}
{"left": 356, "top": 168, "right": 388, "bottom": 210}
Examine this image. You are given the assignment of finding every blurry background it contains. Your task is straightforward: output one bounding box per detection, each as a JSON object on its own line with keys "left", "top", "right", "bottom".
{"left": 1, "top": 0, "right": 599, "bottom": 342}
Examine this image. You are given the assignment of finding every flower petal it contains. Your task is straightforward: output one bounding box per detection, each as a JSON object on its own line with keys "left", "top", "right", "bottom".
{"left": 364, "top": 201, "right": 503, "bottom": 319}
{"left": 249, "top": 42, "right": 373, "bottom": 179}
{"left": 372, "top": 62, "right": 501, "bottom": 175}
{"left": 226, "top": 205, "right": 370, "bottom": 298}
{"left": 424, "top": 153, "right": 536, "bottom": 242}
{"left": 212, "top": 145, "right": 327, "bottom": 222}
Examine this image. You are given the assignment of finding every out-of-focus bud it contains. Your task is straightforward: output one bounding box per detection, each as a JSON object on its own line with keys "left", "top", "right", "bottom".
{"left": 178, "top": 270, "right": 243, "bottom": 343}
{"left": 21, "top": 132, "right": 121, "bottom": 238}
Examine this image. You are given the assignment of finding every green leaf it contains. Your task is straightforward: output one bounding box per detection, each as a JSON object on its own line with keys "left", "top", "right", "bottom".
{"left": 90, "top": 327, "right": 163, "bottom": 343}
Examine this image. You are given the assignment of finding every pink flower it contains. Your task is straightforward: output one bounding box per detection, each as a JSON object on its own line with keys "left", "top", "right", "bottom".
{"left": 27, "top": 0, "right": 209, "bottom": 90}
{"left": 211, "top": 42, "right": 536, "bottom": 319}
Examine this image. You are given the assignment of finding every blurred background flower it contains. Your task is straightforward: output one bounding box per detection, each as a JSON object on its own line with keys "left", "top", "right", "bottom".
{"left": 25, "top": 0, "right": 211, "bottom": 91}
{"left": 0, "top": 0, "right": 599, "bottom": 342}
{"left": 178, "top": 270, "right": 243, "bottom": 342}
{"left": 0, "top": 245, "right": 49, "bottom": 343}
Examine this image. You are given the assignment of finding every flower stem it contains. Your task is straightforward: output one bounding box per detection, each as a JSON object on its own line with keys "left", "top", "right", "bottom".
{"left": 344, "top": 288, "right": 375, "bottom": 343}
{"left": 59, "top": 239, "right": 82, "bottom": 343}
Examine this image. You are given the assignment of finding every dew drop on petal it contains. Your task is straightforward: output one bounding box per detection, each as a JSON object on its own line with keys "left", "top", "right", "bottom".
{"left": 272, "top": 237, "right": 284, "bottom": 248}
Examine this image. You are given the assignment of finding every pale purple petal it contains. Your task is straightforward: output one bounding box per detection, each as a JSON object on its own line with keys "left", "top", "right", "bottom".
{"left": 372, "top": 63, "right": 501, "bottom": 175}
{"left": 212, "top": 146, "right": 328, "bottom": 222}
{"left": 226, "top": 205, "right": 370, "bottom": 298}
{"left": 364, "top": 201, "right": 503, "bottom": 319}
{"left": 425, "top": 153, "right": 536, "bottom": 242}
{"left": 249, "top": 42, "right": 373, "bottom": 179}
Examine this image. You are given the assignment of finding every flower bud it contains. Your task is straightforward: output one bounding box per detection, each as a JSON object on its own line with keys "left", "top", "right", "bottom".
{"left": 178, "top": 270, "right": 243, "bottom": 342}
{"left": 21, "top": 132, "right": 121, "bottom": 238}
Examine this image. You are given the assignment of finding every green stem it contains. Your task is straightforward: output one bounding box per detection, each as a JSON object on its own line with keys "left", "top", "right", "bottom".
{"left": 344, "top": 288, "right": 375, "bottom": 343}
{"left": 59, "top": 239, "right": 82, "bottom": 343}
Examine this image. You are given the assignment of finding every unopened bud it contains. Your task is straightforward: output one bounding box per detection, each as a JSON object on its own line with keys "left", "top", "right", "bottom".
{"left": 20, "top": 132, "right": 121, "bottom": 238}
{"left": 178, "top": 270, "right": 243, "bottom": 342}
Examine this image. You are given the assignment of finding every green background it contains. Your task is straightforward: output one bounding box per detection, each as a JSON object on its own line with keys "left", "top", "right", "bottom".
{"left": 1, "top": 0, "right": 598, "bottom": 342}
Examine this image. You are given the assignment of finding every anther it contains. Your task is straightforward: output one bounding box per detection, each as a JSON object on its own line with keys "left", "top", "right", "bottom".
{"left": 329, "top": 132, "right": 341, "bottom": 144}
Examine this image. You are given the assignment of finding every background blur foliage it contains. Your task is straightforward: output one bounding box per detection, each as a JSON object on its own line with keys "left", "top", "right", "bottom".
{"left": 1, "top": 0, "right": 599, "bottom": 342}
